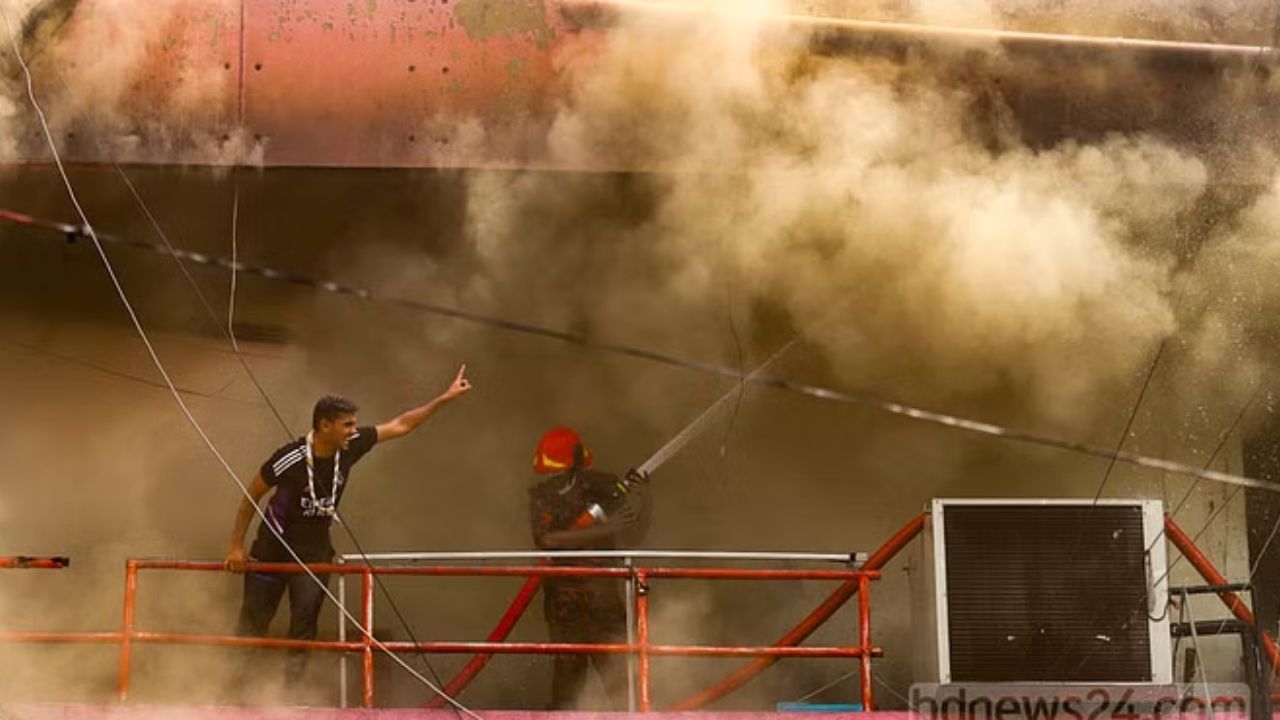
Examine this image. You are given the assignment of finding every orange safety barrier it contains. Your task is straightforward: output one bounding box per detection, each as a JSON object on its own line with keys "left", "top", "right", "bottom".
{"left": 0, "top": 557, "right": 882, "bottom": 710}
{"left": 6, "top": 514, "right": 1275, "bottom": 710}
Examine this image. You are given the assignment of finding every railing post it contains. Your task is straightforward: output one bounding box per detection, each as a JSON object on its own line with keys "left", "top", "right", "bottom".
{"left": 625, "top": 556, "right": 637, "bottom": 712}
{"left": 858, "top": 574, "right": 873, "bottom": 711}
{"left": 116, "top": 559, "right": 138, "bottom": 702}
{"left": 362, "top": 566, "right": 375, "bottom": 709}
{"left": 337, "top": 558, "right": 348, "bottom": 709}
{"left": 636, "top": 571, "right": 652, "bottom": 712}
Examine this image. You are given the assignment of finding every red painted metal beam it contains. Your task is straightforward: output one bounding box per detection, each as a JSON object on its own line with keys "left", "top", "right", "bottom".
{"left": 0, "top": 556, "right": 70, "bottom": 569}
{"left": 1163, "top": 515, "right": 1280, "bottom": 674}
{"left": 14, "top": 0, "right": 577, "bottom": 168}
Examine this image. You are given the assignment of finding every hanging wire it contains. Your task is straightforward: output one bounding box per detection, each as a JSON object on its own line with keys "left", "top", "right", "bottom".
{"left": 0, "top": 6, "right": 481, "bottom": 714}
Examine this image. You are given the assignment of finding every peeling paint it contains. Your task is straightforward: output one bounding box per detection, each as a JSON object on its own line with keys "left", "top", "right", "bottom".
{"left": 453, "top": 0, "right": 549, "bottom": 43}
{"left": 505, "top": 56, "right": 525, "bottom": 80}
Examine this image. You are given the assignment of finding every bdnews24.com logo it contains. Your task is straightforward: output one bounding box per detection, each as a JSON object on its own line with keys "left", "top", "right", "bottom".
{"left": 909, "top": 684, "right": 1250, "bottom": 720}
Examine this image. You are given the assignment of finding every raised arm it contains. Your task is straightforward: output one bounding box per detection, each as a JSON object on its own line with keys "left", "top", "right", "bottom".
{"left": 224, "top": 473, "right": 272, "bottom": 572}
{"left": 375, "top": 364, "right": 472, "bottom": 442}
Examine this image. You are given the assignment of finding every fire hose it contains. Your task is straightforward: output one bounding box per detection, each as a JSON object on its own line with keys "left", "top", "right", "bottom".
{"left": 424, "top": 341, "right": 797, "bottom": 706}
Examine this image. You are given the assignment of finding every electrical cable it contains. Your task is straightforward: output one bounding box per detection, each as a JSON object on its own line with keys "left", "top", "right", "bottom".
{"left": 115, "top": 167, "right": 464, "bottom": 715}
{"left": 5, "top": 206, "right": 1278, "bottom": 497}
{"left": 0, "top": 337, "right": 244, "bottom": 402}
{"left": 0, "top": 6, "right": 480, "bottom": 714}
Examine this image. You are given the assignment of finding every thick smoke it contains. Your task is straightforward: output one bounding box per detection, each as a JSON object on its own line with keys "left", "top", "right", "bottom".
{"left": 1, "top": 0, "right": 259, "bottom": 164}
{"left": 802, "top": 0, "right": 1269, "bottom": 43}
{"left": 462, "top": 1, "right": 1229, "bottom": 432}
{"left": 4, "top": 0, "right": 1280, "bottom": 710}
{"left": 453, "top": 2, "right": 1279, "bottom": 705}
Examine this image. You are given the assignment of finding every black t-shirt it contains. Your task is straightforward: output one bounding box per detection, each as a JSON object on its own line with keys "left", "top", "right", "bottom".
{"left": 251, "top": 426, "right": 378, "bottom": 562}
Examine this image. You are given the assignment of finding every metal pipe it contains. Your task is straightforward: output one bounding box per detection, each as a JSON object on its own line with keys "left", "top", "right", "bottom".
{"left": 1170, "top": 620, "right": 1251, "bottom": 637}
{"left": 116, "top": 560, "right": 138, "bottom": 702}
{"left": 569, "top": 0, "right": 1278, "bottom": 59}
{"left": 133, "top": 559, "right": 872, "bottom": 581}
{"left": 636, "top": 572, "right": 652, "bottom": 712}
{"left": 1182, "top": 590, "right": 1216, "bottom": 720}
{"left": 341, "top": 550, "right": 867, "bottom": 564}
{"left": 386, "top": 641, "right": 874, "bottom": 657}
{"left": 337, "top": 561, "right": 348, "bottom": 708}
{"left": 0, "top": 631, "right": 121, "bottom": 644}
{"left": 1170, "top": 583, "right": 1255, "bottom": 595}
{"left": 0, "top": 630, "right": 873, "bottom": 658}
{"left": 130, "top": 632, "right": 362, "bottom": 651}
{"left": 134, "top": 559, "right": 345, "bottom": 572}
{"left": 672, "top": 512, "right": 924, "bottom": 710}
{"left": 0, "top": 556, "right": 69, "bottom": 569}
{"left": 1164, "top": 516, "right": 1280, "bottom": 673}
{"left": 858, "top": 575, "right": 873, "bottom": 711}
{"left": 645, "top": 568, "right": 876, "bottom": 581}
{"left": 135, "top": 560, "right": 627, "bottom": 577}
{"left": 626, "top": 557, "right": 637, "bottom": 712}
{"left": 361, "top": 567, "right": 374, "bottom": 709}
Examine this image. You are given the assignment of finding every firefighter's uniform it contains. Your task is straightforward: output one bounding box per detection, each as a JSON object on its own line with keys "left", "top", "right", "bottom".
{"left": 528, "top": 427, "right": 647, "bottom": 709}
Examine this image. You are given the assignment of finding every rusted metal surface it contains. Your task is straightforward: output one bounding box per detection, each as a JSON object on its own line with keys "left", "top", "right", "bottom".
{"left": 12, "top": 0, "right": 574, "bottom": 168}
{"left": 240, "top": 0, "right": 567, "bottom": 167}
{"left": 11, "top": 1, "right": 1273, "bottom": 169}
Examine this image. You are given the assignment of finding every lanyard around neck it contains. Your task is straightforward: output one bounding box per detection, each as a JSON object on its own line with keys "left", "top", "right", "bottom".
{"left": 303, "top": 431, "right": 342, "bottom": 515}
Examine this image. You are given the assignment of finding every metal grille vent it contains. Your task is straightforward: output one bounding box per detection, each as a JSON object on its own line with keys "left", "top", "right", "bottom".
{"left": 943, "top": 504, "right": 1152, "bottom": 683}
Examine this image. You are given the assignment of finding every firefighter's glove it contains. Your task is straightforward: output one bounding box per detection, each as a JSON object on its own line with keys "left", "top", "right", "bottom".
{"left": 624, "top": 468, "right": 650, "bottom": 488}
{"left": 615, "top": 476, "right": 652, "bottom": 538}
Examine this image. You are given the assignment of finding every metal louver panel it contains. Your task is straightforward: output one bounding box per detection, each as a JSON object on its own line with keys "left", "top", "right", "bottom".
{"left": 943, "top": 504, "right": 1152, "bottom": 683}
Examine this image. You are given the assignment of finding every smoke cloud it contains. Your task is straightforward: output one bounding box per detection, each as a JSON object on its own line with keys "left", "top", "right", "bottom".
{"left": 4, "top": 0, "right": 1280, "bottom": 710}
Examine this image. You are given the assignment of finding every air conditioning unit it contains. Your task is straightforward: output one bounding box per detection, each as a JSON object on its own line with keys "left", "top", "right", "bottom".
{"left": 911, "top": 499, "right": 1172, "bottom": 685}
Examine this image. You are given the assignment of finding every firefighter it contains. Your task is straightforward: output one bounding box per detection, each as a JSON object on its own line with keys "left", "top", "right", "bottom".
{"left": 529, "top": 426, "right": 650, "bottom": 709}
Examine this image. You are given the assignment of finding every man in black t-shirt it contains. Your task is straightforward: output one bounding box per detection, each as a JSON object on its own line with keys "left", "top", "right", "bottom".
{"left": 223, "top": 365, "right": 471, "bottom": 685}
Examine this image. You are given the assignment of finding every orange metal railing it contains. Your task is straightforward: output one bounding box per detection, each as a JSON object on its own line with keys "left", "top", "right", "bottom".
{"left": 11, "top": 513, "right": 1274, "bottom": 711}
{"left": 0, "top": 556, "right": 883, "bottom": 710}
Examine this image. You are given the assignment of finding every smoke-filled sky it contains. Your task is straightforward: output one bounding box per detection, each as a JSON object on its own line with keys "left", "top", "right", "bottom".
{"left": 2, "top": 0, "right": 1279, "bottom": 710}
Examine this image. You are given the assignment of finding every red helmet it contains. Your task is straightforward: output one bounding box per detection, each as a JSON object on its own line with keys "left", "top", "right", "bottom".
{"left": 533, "top": 426, "right": 593, "bottom": 474}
